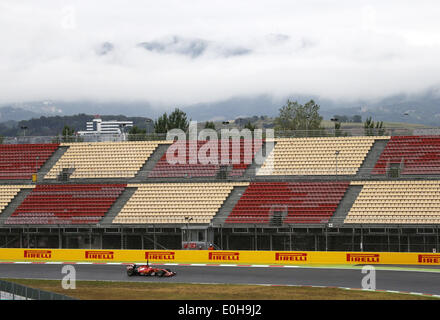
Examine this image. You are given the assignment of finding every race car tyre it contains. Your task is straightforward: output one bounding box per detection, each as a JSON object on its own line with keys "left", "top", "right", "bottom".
{"left": 157, "top": 270, "right": 165, "bottom": 277}
{"left": 127, "top": 269, "right": 134, "bottom": 277}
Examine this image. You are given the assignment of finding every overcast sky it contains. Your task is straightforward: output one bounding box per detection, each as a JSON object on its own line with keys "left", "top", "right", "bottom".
{"left": 1, "top": 0, "right": 440, "bottom": 109}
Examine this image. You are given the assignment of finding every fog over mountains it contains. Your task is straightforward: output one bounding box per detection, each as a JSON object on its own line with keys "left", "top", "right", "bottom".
{"left": 1, "top": 2, "right": 440, "bottom": 127}
{"left": 1, "top": 89, "right": 440, "bottom": 126}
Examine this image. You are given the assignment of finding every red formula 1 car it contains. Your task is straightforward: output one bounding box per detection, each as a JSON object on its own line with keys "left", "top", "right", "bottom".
{"left": 126, "top": 263, "right": 176, "bottom": 277}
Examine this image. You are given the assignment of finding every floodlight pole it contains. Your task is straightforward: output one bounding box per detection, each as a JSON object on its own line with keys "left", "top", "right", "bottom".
{"left": 35, "top": 156, "right": 39, "bottom": 177}
{"left": 21, "top": 126, "right": 28, "bottom": 138}
{"left": 305, "top": 115, "right": 310, "bottom": 137}
{"left": 331, "top": 118, "right": 339, "bottom": 137}
{"left": 335, "top": 150, "right": 340, "bottom": 176}
{"left": 185, "top": 216, "right": 193, "bottom": 248}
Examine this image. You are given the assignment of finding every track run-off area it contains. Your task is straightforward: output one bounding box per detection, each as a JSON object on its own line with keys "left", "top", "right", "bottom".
{"left": 0, "top": 262, "right": 439, "bottom": 298}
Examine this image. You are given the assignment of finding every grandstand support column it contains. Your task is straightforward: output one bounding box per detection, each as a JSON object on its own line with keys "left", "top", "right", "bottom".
{"left": 121, "top": 228, "right": 123, "bottom": 250}
{"left": 351, "top": 228, "right": 355, "bottom": 251}
{"left": 325, "top": 225, "right": 328, "bottom": 251}
{"left": 254, "top": 225, "right": 257, "bottom": 251}
{"left": 289, "top": 226, "right": 292, "bottom": 251}
{"left": 387, "top": 231, "right": 390, "bottom": 252}
{"left": 423, "top": 234, "right": 426, "bottom": 253}
{"left": 141, "top": 230, "right": 144, "bottom": 250}
{"left": 220, "top": 227, "right": 223, "bottom": 250}
{"left": 437, "top": 227, "right": 439, "bottom": 253}
{"left": 153, "top": 224, "right": 156, "bottom": 250}
{"left": 58, "top": 228, "right": 62, "bottom": 249}
{"left": 89, "top": 229, "right": 92, "bottom": 249}
{"left": 360, "top": 226, "right": 363, "bottom": 252}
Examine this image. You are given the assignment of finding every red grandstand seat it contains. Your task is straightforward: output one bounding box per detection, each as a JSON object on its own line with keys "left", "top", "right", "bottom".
{"left": 225, "top": 181, "right": 349, "bottom": 225}
{"left": 0, "top": 143, "right": 59, "bottom": 180}
{"left": 372, "top": 136, "right": 440, "bottom": 175}
{"left": 148, "top": 139, "right": 263, "bottom": 178}
{"left": 5, "top": 184, "right": 126, "bottom": 225}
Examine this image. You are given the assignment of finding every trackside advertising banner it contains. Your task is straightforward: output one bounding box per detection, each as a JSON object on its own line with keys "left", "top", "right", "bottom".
{"left": 1, "top": 249, "right": 440, "bottom": 265}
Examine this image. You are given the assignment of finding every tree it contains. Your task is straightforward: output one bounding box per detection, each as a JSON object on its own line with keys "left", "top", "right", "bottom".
{"left": 154, "top": 113, "right": 169, "bottom": 134}
{"left": 334, "top": 121, "right": 342, "bottom": 137}
{"left": 154, "top": 108, "right": 190, "bottom": 134}
{"left": 244, "top": 121, "right": 256, "bottom": 132}
{"left": 61, "top": 125, "right": 76, "bottom": 142}
{"left": 334, "top": 115, "right": 349, "bottom": 123}
{"left": 364, "top": 117, "right": 384, "bottom": 136}
{"left": 376, "top": 121, "right": 385, "bottom": 136}
{"left": 128, "top": 126, "right": 147, "bottom": 141}
{"left": 0, "top": 135, "right": 4, "bottom": 144}
{"left": 352, "top": 115, "right": 362, "bottom": 123}
{"left": 274, "top": 99, "right": 323, "bottom": 136}
{"left": 167, "top": 108, "right": 189, "bottom": 132}
{"left": 204, "top": 121, "right": 216, "bottom": 130}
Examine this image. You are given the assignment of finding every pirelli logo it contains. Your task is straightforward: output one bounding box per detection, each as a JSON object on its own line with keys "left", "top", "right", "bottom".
{"left": 24, "top": 250, "right": 52, "bottom": 259}
{"left": 145, "top": 251, "right": 175, "bottom": 260}
{"left": 85, "top": 251, "right": 114, "bottom": 260}
{"left": 418, "top": 254, "right": 440, "bottom": 264}
{"left": 208, "top": 252, "right": 240, "bottom": 261}
{"left": 346, "top": 253, "right": 380, "bottom": 263}
{"left": 275, "top": 252, "right": 307, "bottom": 262}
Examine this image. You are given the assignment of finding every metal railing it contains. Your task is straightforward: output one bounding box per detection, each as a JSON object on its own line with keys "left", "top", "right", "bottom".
{"left": 0, "top": 279, "right": 76, "bottom": 300}
{"left": 2, "top": 127, "right": 440, "bottom": 145}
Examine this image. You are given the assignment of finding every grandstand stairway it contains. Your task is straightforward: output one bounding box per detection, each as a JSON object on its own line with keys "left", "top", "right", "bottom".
{"left": 356, "top": 139, "right": 389, "bottom": 178}
{"left": 243, "top": 140, "right": 276, "bottom": 178}
{"left": 269, "top": 209, "right": 288, "bottom": 227}
{"left": 328, "top": 185, "right": 363, "bottom": 226}
{"left": 57, "top": 168, "right": 75, "bottom": 182}
{"left": 132, "top": 144, "right": 169, "bottom": 182}
{"left": 216, "top": 165, "right": 231, "bottom": 180}
{"left": 0, "top": 188, "right": 33, "bottom": 225}
{"left": 38, "top": 146, "right": 69, "bottom": 182}
{"left": 100, "top": 187, "right": 138, "bottom": 225}
{"left": 211, "top": 186, "right": 248, "bottom": 226}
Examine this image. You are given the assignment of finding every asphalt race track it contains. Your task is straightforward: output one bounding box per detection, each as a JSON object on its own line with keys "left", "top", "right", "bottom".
{"left": 0, "top": 263, "right": 439, "bottom": 296}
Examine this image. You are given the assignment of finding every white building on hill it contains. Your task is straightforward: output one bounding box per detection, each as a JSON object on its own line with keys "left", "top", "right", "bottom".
{"left": 77, "top": 117, "right": 133, "bottom": 141}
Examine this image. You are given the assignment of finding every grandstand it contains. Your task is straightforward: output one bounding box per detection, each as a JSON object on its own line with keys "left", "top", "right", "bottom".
{"left": 0, "top": 144, "right": 59, "bottom": 180}
{"left": 44, "top": 141, "right": 171, "bottom": 179}
{"left": 257, "top": 136, "right": 389, "bottom": 175}
{"left": 5, "top": 184, "right": 126, "bottom": 225}
{"left": 0, "top": 133, "right": 439, "bottom": 252}
{"left": 372, "top": 135, "right": 440, "bottom": 175}
{"left": 149, "top": 139, "right": 263, "bottom": 178}
{"left": 113, "top": 182, "right": 248, "bottom": 224}
{"left": 344, "top": 181, "right": 440, "bottom": 224}
{"left": 225, "top": 181, "right": 349, "bottom": 224}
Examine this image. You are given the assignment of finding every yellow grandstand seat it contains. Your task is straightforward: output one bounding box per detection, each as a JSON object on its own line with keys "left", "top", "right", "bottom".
{"left": 44, "top": 141, "right": 172, "bottom": 179}
{"left": 345, "top": 180, "right": 440, "bottom": 224}
{"left": 112, "top": 182, "right": 249, "bottom": 224}
{"left": 257, "top": 136, "right": 390, "bottom": 176}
